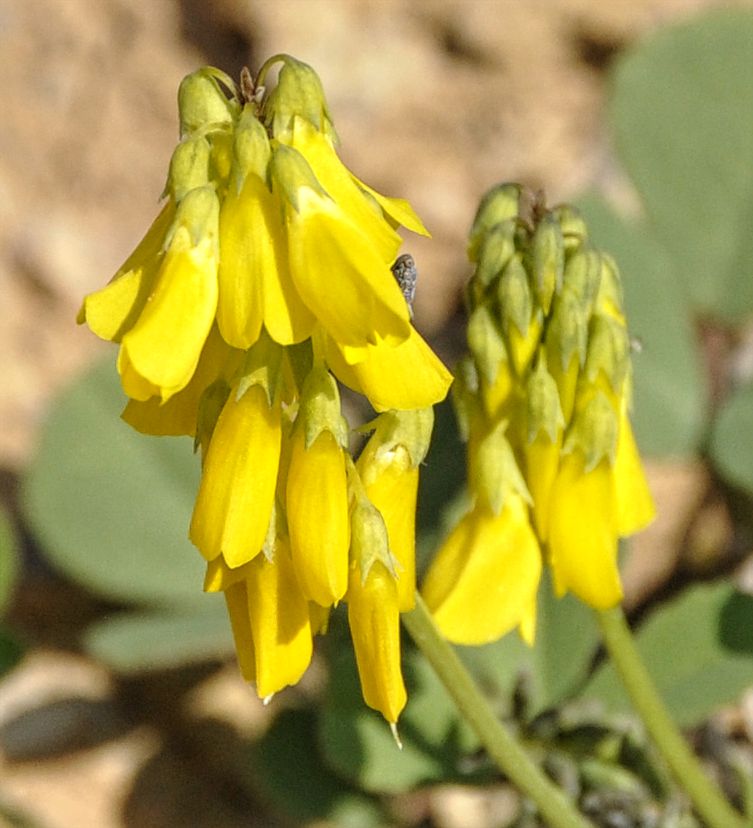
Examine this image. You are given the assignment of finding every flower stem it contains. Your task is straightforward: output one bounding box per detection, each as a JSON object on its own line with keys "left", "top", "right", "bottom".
{"left": 595, "top": 606, "right": 746, "bottom": 828}
{"left": 403, "top": 593, "right": 594, "bottom": 828}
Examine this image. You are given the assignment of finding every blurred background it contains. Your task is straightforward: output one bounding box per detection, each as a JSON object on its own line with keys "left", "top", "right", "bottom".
{"left": 2, "top": 1, "right": 753, "bottom": 826}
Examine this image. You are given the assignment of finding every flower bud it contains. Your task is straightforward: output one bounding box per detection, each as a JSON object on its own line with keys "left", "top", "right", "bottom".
{"left": 550, "top": 204, "right": 589, "bottom": 253}
{"left": 264, "top": 55, "right": 336, "bottom": 140}
{"left": 231, "top": 106, "right": 272, "bottom": 188}
{"left": 468, "top": 184, "right": 521, "bottom": 262}
{"left": 529, "top": 212, "right": 564, "bottom": 315}
{"left": 471, "top": 419, "right": 530, "bottom": 515}
{"left": 467, "top": 302, "right": 508, "bottom": 386}
{"left": 178, "top": 68, "right": 236, "bottom": 136}
{"left": 165, "top": 136, "right": 211, "bottom": 201}
{"left": 563, "top": 390, "right": 618, "bottom": 471}
{"left": 563, "top": 247, "right": 602, "bottom": 316}
{"left": 472, "top": 219, "right": 518, "bottom": 295}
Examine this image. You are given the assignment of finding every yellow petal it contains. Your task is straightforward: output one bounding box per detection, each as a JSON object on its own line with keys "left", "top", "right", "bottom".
{"left": 547, "top": 453, "right": 623, "bottom": 609}
{"left": 351, "top": 175, "right": 431, "bottom": 237}
{"left": 358, "top": 448, "right": 418, "bottom": 612}
{"left": 421, "top": 499, "right": 542, "bottom": 646}
{"left": 286, "top": 428, "right": 350, "bottom": 606}
{"left": 246, "top": 542, "right": 313, "bottom": 699}
{"left": 122, "top": 326, "right": 241, "bottom": 437}
{"left": 614, "top": 413, "right": 655, "bottom": 537}
{"left": 287, "top": 197, "right": 411, "bottom": 349}
{"left": 121, "top": 227, "right": 218, "bottom": 399}
{"left": 117, "top": 348, "right": 160, "bottom": 401}
{"left": 78, "top": 203, "right": 174, "bottom": 342}
{"left": 189, "top": 384, "right": 281, "bottom": 567}
{"left": 218, "top": 174, "right": 314, "bottom": 348}
{"left": 224, "top": 581, "right": 256, "bottom": 682}
{"left": 326, "top": 327, "right": 452, "bottom": 412}
{"left": 288, "top": 116, "right": 403, "bottom": 262}
{"left": 525, "top": 432, "right": 561, "bottom": 542}
{"left": 347, "top": 561, "right": 406, "bottom": 723}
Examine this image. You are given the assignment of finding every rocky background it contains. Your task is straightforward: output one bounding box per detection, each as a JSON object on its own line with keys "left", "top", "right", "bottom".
{"left": 1, "top": 1, "right": 752, "bottom": 826}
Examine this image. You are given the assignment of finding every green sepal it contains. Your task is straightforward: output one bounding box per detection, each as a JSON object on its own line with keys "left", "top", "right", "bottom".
{"left": 468, "top": 184, "right": 521, "bottom": 262}
{"left": 284, "top": 338, "right": 314, "bottom": 394}
{"left": 584, "top": 314, "right": 630, "bottom": 393}
{"left": 263, "top": 55, "right": 337, "bottom": 141}
{"left": 563, "top": 247, "right": 602, "bottom": 315}
{"left": 178, "top": 67, "right": 238, "bottom": 137}
{"left": 269, "top": 143, "right": 329, "bottom": 212}
{"left": 550, "top": 204, "right": 589, "bottom": 253}
{"left": 165, "top": 185, "right": 220, "bottom": 251}
{"left": 563, "top": 390, "right": 618, "bottom": 471}
{"left": 358, "top": 408, "right": 434, "bottom": 469}
{"left": 231, "top": 105, "right": 272, "bottom": 191}
{"left": 497, "top": 252, "right": 532, "bottom": 337}
{"left": 451, "top": 356, "right": 480, "bottom": 443}
{"left": 347, "top": 459, "right": 396, "bottom": 579}
{"left": 528, "top": 212, "right": 564, "bottom": 315}
{"left": 194, "top": 378, "right": 231, "bottom": 456}
{"left": 165, "top": 136, "right": 211, "bottom": 202}
{"left": 467, "top": 302, "right": 508, "bottom": 385}
{"left": 235, "top": 330, "right": 285, "bottom": 406}
{"left": 526, "top": 356, "right": 565, "bottom": 444}
{"left": 545, "top": 287, "right": 589, "bottom": 372}
{"left": 472, "top": 219, "right": 518, "bottom": 294}
{"left": 297, "top": 363, "right": 349, "bottom": 449}
{"left": 474, "top": 420, "right": 531, "bottom": 515}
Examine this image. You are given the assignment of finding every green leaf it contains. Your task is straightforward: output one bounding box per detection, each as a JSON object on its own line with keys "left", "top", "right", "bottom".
{"left": 0, "top": 628, "right": 23, "bottom": 677}
{"left": 320, "top": 643, "right": 479, "bottom": 794}
{"left": 253, "top": 707, "right": 385, "bottom": 827}
{"left": 709, "top": 381, "right": 753, "bottom": 493}
{"left": 0, "top": 504, "right": 20, "bottom": 612}
{"left": 582, "top": 582, "right": 753, "bottom": 726}
{"left": 611, "top": 8, "right": 753, "bottom": 321}
{"left": 578, "top": 195, "right": 704, "bottom": 457}
{"left": 82, "top": 603, "right": 232, "bottom": 672}
{"left": 22, "top": 358, "right": 206, "bottom": 607}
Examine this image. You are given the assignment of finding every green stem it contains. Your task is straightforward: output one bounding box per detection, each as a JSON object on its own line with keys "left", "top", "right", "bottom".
{"left": 595, "top": 606, "right": 747, "bottom": 828}
{"left": 403, "top": 594, "right": 594, "bottom": 828}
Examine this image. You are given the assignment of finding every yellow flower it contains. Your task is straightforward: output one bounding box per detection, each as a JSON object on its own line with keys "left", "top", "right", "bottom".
{"left": 190, "top": 382, "right": 281, "bottom": 568}
{"left": 347, "top": 560, "right": 406, "bottom": 724}
{"left": 422, "top": 499, "right": 541, "bottom": 645}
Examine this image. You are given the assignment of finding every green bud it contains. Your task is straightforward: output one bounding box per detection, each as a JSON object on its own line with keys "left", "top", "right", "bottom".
{"left": 165, "top": 136, "right": 211, "bottom": 201}
{"left": 497, "top": 253, "right": 532, "bottom": 338}
{"left": 297, "top": 363, "right": 349, "bottom": 448}
{"left": 563, "top": 247, "right": 602, "bottom": 315}
{"left": 231, "top": 105, "right": 272, "bottom": 188}
{"left": 451, "top": 356, "right": 480, "bottom": 442}
{"left": 167, "top": 185, "right": 220, "bottom": 249}
{"left": 545, "top": 288, "right": 589, "bottom": 372}
{"left": 178, "top": 68, "right": 236, "bottom": 136}
{"left": 360, "top": 408, "right": 434, "bottom": 468}
{"left": 269, "top": 143, "right": 328, "bottom": 211}
{"left": 474, "top": 420, "right": 531, "bottom": 515}
{"left": 263, "top": 55, "right": 337, "bottom": 140}
{"left": 472, "top": 219, "right": 517, "bottom": 296}
{"left": 595, "top": 254, "right": 626, "bottom": 318}
{"left": 194, "top": 378, "right": 231, "bottom": 455}
{"left": 563, "top": 391, "right": 618, "bottom": 471}
{"left": 529, "top": 213, "right": 564, "bottom": 314}
{"left": 467, "top": 302, "right": 508, "bottom": 385}
{"left": 550, "top": 204, "right": 589, "bottom": 253}
{"left": 468, "top": 184, "right": 521, "bottom": 262}
{"left": 526, "top": 357, "right": 565, "bottom": 443}
{"left": 584, "top": 314, "right": 630, "bottom": 392}
{"left": 235, "top": 329, "right": 284, "bottom": 405}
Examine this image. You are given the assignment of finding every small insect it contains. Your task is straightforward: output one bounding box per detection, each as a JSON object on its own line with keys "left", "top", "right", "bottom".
{"left": 390, "top": 253, "right": 418, "bottom": 318}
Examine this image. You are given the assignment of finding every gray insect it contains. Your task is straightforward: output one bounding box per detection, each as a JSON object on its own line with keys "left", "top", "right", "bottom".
{"left": 390, "top": 253, "right": 417, "bottom": 318}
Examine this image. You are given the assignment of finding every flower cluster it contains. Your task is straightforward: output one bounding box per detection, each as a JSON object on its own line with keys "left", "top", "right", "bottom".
{"left": 422, "top": 185, "right": 655, "bottom": 645}
{"left": 78, "top": 57, "right": 452, "bottom": 722}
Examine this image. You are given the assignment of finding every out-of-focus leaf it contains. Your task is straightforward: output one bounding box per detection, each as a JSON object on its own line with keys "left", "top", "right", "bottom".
{"left": 253, "top": 707, "right": 385, "bottom": 827}
{"left": 577, "top": 196, "right": 703, "bottom": 457}
{"left": 610, "top": 8, "right": 753, "bottom": 321}
{"left": 22, "top": 357, "right": 205, "bottom": 607}
{"left": 0, "top": 504, "right": 19, "bottom": 612}
{"left": 709, "top": 381, "right": 753, "bottom": 493}
{"left": 320, "top": 645, "right": 479, "bottom": 794}
{"left": 0, "top": 629, "right": 23, "bottom": 678}
{"left": 582, "top": 582, "right": 753, "bottom": 726}
{"left": 83, "top": 603, "right": 232, "bottom": 672}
